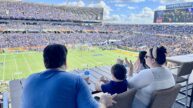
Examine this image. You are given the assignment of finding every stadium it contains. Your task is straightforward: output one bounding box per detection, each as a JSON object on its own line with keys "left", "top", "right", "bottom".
{"left": 0, "top": 0, "right": 193, "bottom": 108}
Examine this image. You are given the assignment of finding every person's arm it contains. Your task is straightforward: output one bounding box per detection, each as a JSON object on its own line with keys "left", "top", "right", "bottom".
{"left": 76, "top": 77, "right": 116, "bottom": 108}
{"left": 133, "top": 59, "right": 141, "bottom": 73}
{"left": 95, "top": 82, "right": 103, "bottom": 91}
{"left": 100, "top": 76, "right": 109, "bottom": 83}
{"left": 77, "top": 76, "right": 99, "bottom": 108}
{"left": 99, "top": 93, "right": 117, "bottom": 108}
{"left": 128, "top": 69, "right": 154, "bottom": 89}
{"left": 125, "top": 58, "right": 134, "bottom": 77}
{"left": 95, "top": 76, "right": 109, "bottom": 91}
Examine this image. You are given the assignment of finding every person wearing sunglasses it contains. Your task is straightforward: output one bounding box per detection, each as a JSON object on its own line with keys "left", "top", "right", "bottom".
{"left": 128, "top": 46, "right": 175, "bottom": 108}
{"left": 125, "top": 51, "right": 149, "bottom": 78}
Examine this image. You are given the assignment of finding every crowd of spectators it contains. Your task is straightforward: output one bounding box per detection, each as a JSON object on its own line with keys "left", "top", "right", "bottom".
{"left": 0, "top": 2, "right": 192, "bottom": 108}
{"left": 0, "top": 1, "right": 102, "bottom": 21}
{"left": 121, "top": 33, "right": 193, "bottom": 56}
{"left": 0, "top": 1, "right": 192, "bottom": 57}
{"left": 0, "top": 23, "right": 193, "bottom": 56}
{"left": 0, "top": 1, "right": 193, "bottom": 57}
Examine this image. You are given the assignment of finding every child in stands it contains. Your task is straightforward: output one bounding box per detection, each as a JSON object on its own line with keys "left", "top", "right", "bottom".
{"left": 95, "top": 64, "right": 128, "bottom": 95}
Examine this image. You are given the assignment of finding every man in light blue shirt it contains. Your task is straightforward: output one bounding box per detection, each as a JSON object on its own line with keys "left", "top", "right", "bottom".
{"left": 21, "top": 44, "right": 114, "bottom": 108}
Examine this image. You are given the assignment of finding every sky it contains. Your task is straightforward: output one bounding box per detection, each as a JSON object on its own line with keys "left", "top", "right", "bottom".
{"left": 9, "top": 0, "right": 193, "bottom": 24}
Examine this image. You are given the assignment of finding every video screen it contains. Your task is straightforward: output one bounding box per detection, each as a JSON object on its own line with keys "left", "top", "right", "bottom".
{"left": 154, "top": 8, "right": 193, "bottom": 23}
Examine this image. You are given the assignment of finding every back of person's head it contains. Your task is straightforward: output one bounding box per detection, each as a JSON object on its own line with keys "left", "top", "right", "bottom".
{"left": 139, "top": 51, "right": 149, "bottom": 68}
{"left": 149, "top": 46, "right": 167, "bottom": 65}
{"left": 43, "top": 44, "right": 68, "bottom": 69}
{"left": 111, "top": 64, "right": 127, "bottom": 80}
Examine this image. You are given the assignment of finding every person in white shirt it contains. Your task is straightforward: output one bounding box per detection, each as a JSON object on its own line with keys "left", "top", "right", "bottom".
{"left": 127, "top": 46, "right": 175, "bottom": 108}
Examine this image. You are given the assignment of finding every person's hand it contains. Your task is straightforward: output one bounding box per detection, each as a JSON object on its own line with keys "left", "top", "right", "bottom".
{"left": 100, "top": 76, "right": 109, "bottom": 83}
{"left": 125, "top": 58, "right": 134, "bottom": 77}
{"left": 116, "top": 58, "right": 123, "bottom": 65}
{"left": 100, "top": 93, "right": 117, "bottom": 107}
{"left": 84, "top": 77, "right": 90, "bottom": 84}
{"left": 95, "top": 83, "right": 101, "bottom": 91}
{"left": 125, "top": 57, "right": 129, "bottom": 65}
{"left": 129, "top": 60, "right": 134, "bottom": 76}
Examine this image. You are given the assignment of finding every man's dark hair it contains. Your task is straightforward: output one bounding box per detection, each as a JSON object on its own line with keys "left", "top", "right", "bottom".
{"left": 111, "top": 64, "right": 127, "bottom": 80}
{"left": 43, "top": 44, "right": 68, "bottom": 69}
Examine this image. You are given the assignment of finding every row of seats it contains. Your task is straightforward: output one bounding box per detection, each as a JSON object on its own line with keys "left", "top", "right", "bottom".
{"left": 4, "top": 76, "right": 182, "bottom": 108}
{"left": 2, "top": 63, "right": 192, "bottom": 108}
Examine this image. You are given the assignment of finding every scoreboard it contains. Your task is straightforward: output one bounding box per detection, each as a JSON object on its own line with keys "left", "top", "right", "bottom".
{"left": 154, "top": 8, "right": 193, "bottom": 23}
{"left": 166, "top": 2, "right": 193, "bottom": 10}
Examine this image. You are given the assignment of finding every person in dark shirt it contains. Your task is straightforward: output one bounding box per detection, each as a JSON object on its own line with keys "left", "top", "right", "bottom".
{"left": 95, "top": 64, "right": 128, "bottom": 95}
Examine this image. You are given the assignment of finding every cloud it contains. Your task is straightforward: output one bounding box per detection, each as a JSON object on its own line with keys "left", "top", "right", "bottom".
{"left": 113, "top": 0, "right": 145, "bottom": 3}
{"left": 156, "top": 5, "right": 166, "bottom": 10}
{"left": 0, "top": 0, "right": 22, "bottom": 1}
{"left": 115, "top": 4, "right": 127, "bottom": 7}
{"left": 103, "top": 14, "right": 129, "bottom": 23}
{"left": 88, "top": 1, "right": 112, "bottom": 19}
{"left": 104, "top": 15, "right": 121, "bottom": 21}
{"left": 76, "top": 1, "right": 85, "bottom": 7}
{"left": 105, "top": 7, "right": 154, "bottom": 24}
{"left": 61, "top": 0, "right": 85, "bottom": 7}
{"left": 127, "top": 7, "right": 154, "bottom": 24}
{"left": 128, "top": 6, "right": 136, "bottom": 10}
{"left": 128, "top": 0, "right": 146, "bottom": 2}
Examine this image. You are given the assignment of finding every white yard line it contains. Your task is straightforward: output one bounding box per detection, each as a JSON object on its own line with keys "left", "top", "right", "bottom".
{"left": 3, "top": 54, "right": 6, "bottom": 81}
{"left": 22, "top": 53, "right": 33, "bottom": 74}
{"left": 13, "top": 54, "right": 20, "bottom": 80}
{"left": 1, "top": 51, "right": 39, "bottom": 56}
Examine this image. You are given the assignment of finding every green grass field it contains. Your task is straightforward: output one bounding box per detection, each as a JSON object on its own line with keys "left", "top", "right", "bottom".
{"left": 0, "top": 47, "right": 138, "bottom": 81}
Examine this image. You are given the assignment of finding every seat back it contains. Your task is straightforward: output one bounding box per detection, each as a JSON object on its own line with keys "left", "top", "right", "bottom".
{"left": 177, "top": 62, "right": 193, "bottom": 76}
{"left": 148, "top": 84, "right": 181, "bottom": 108}
{"left": 2, "top": 92, "right": 9, "bottom": 108}
{"left": 9, "top": 79, "right": 25, "bottom": 108}
{"left": 108, "top": 89, "right": 137, "bottom": 108}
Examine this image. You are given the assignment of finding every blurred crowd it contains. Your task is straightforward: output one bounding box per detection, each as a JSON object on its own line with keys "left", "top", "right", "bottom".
{"left": 0, "top": 1, "right": 102, "bottom": 21}
{"left": 0, "top": 1, "right": 192, "bottom": 56}
{"left": 0, "top": 24, "right": 193, "bottom": 56}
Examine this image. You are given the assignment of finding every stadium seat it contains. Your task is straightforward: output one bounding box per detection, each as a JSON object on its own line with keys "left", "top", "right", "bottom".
{"left": 9, "top": 79, "right": 25, "bottom": 108}
{"left": 148, "top": 84, "right": 181, "bottom": 108}
{"left": 2, "top": 92, "right": 9, "bottom": 108}
{"left": 108, "top": 89, "right": 137, "bottom": 108}
{"left": 171, "top": 62, "right": 193, "bottom": 107}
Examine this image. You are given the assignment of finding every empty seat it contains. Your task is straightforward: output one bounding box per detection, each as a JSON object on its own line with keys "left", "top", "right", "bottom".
{"left": 148, "top": 84, "right": 181, "bottom": 108}
{"left": 9, "top": 79, "right": 25, "bottom": 108}
{"left": 171, "top": 62, "right": 193, "bottom": 107}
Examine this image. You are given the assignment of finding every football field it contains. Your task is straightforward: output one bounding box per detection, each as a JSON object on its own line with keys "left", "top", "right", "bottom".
{"left": 0, "top": 47, "right": 138, "bottom": 81}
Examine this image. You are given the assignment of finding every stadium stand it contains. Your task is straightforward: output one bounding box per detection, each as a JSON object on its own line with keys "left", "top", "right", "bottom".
{"left": 0, "top": 24, "right": 193, "bottom": 56}
{"left": 0, "top": 1, "right": 103, "bottom": 21}
{"left": 0, "top": 1, "right": 193, "bottom": 108}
